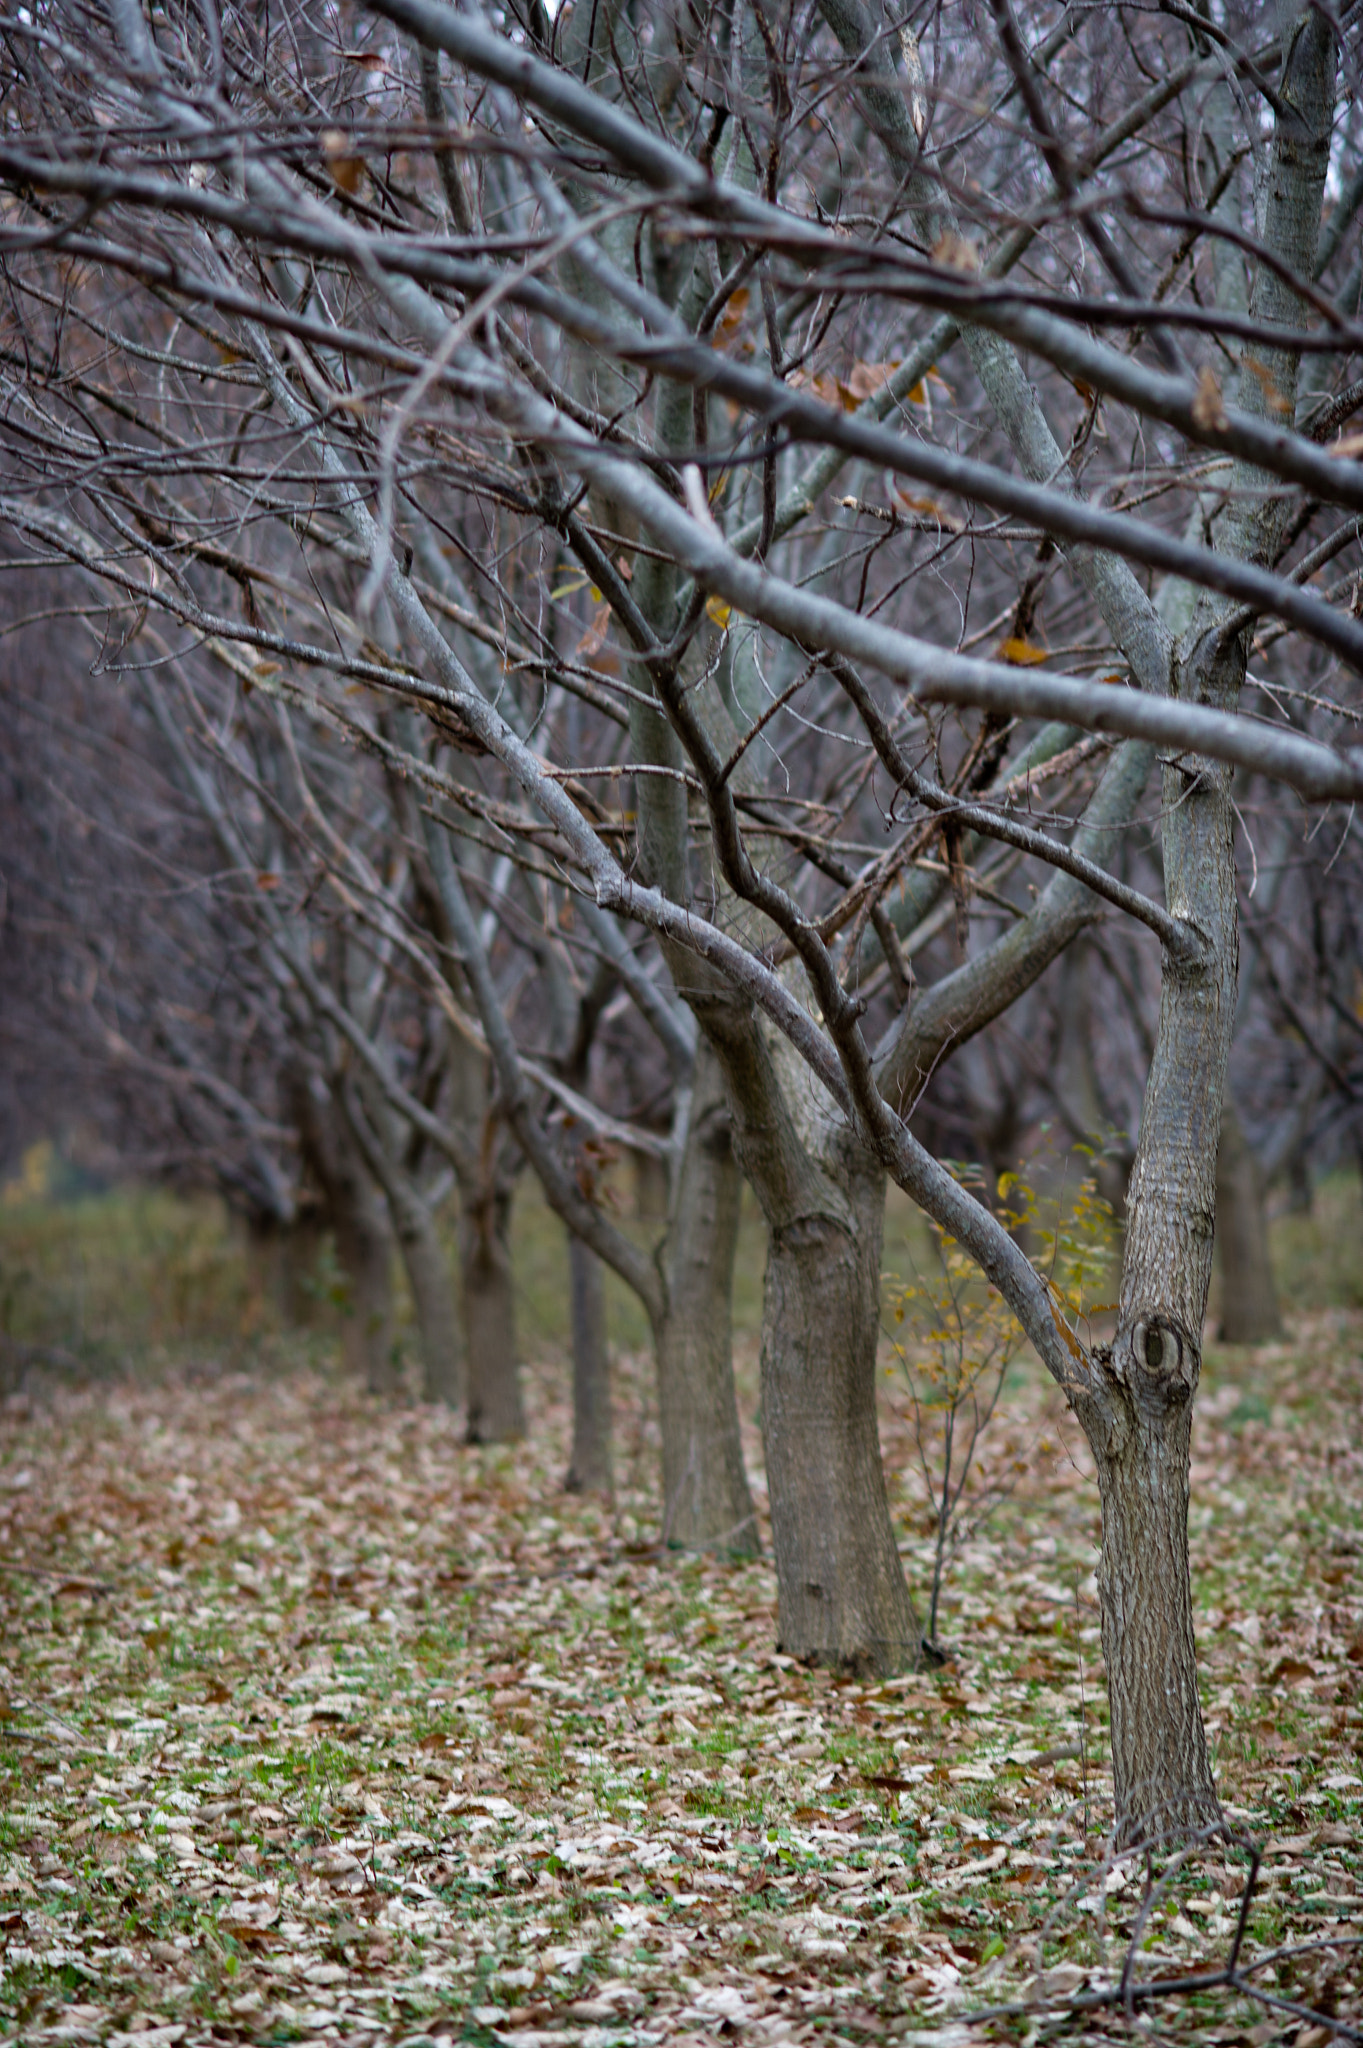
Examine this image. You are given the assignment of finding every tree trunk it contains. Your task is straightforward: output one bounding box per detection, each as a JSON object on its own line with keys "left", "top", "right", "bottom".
{"left": 565, "top": 1235, "right": 612, "bottom": 1493}
{"left": 1085, "top": 1324, "right": 1221, "bottom": 1848}
{"left": 281, "top": 1213, "right": 327, "bottom": 1327}
{"left": 245, "top": 1211, "right": 327, "bottom": 1328}
{"left": 1074, "top": 748, "right": 1235, "bottom": 1845}
{"left": 655, "top": 1047, "right": 758, "bottom": 1554}
{"left": 293, "top": 1073, "right": 397, "bottom": 1396}
{"left": 333, "top": 1193, "right": 397, "bottom": 1396}
{"left": 343, "top": 1080, "right": 466, "bottom": 1405}
{"left": 396, "top": 1194, "right": 465, "bottom": 1406}
{"left": 1076, "top": 9, "right": 1335, "bottom": 1846}
{"left": 695, "top": 996, "right": 917, "bottom": 1670}
{"left": 462, "top": 1184, "right": 523, "bottom": 1442}
{"left": 759, "top": 1141, "right": 919, "bottom": 1675}
{"left": 1216, "top": 1095, "right": 1284, "bottom": 1344}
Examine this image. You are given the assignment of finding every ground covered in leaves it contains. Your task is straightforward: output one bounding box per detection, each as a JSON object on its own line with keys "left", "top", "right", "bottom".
{"left": 1, "top": 1312, "right": 1360, "bottom": 2047}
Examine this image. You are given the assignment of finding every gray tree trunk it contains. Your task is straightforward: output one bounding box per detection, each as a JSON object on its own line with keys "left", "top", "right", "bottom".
{"left": 700, "top": 999, "right": 918, "bottom": 1669}
{"left": 759, "top": 1137, "right": 918, "bottom": 1674}
{"left": 462, "top": 1183, "right": 523, "bottom": 1442}
{"left": 655, "top": 1045, "right": 758, "bottom": 1554}
{"left": 1216, "top": 1095, "right": 1284, "bottom": 1344}
{"left": 565, "top": 1235, "right": 612, "bottom": 1494}
{"left": 1085, "top": 1318, "right": 1219, "bottom": 1847}
{"left": 1077, "top": 825, "right": 1230, "bottom": 1842}
{"left": 1075, "top": 12, "right": 1335, "bottom": 1846}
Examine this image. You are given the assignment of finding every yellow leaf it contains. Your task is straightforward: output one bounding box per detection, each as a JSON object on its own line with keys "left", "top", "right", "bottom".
{"left": 705, "top": 595, "right": 732, "bottom": 628}
{"left": 1049, "top": 1304, "right": 1083, "bottom": 1362}
{"left": 714, "top": 287, "right": 750, "bottom": 343}
{"left": 1242, "top": 354, "right": 1292, "bottom": 417}
{"left": 999, "top": 636, "right": 1050, "bottom": 666}
{"left": 907, "top": 368, "right": 952, "bottom": 405}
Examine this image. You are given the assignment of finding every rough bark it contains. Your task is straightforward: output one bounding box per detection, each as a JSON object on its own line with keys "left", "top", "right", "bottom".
{"left": 1074, "top": 8, "right": 1337, "bottom": 1845}
{"left": 1073, "top": 728, "right": 1237, "bottom": 1846}
{"left": 565, "top": 1235, "right": 612, "bottom": 1494}
{"left": 655, "top": 1044, "right": 758, "bottom": 1554}
{"left": 759, "top": 1134, "right": 917, "bottom": 1675}
{"left": 700, "top": 994, "right": 918, "bottom": 1669}
{"left": 1215, "top": 1095, "right": 1285, "bottom": 1344}
{"left": 461, "top": 1182, "right": 523, "bottom": 1442}
{"left": 1081, "top": 1319, "right": 1219, "bottom": 1847}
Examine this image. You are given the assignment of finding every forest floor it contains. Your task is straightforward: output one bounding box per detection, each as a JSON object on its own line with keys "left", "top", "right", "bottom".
{"left": 0, "top": 1307, "right": 1360, "bottom": 2047}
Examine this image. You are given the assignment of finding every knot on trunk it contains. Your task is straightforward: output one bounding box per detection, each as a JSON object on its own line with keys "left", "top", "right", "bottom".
{"left": 1111, "top": 1314, "right": 1199, "bottom": 1419}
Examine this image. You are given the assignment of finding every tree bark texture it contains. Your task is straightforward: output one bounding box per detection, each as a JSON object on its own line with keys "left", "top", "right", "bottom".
{"left": 758, "top": 1137, "right": 919, "bottom": 1675}
{"left": 690, "top": 974, "right": 919, "bottom": 1671}
{"left": 565, "top": 1235, "right": 612, "bottom": 1494}
{"left": 655, "top": 1045, "right": 758, "bottom": 1553}
{"left": 1080, "top": 1323, "right": 1221, "bottom": 1847}
{"left": 461, "top": 1183, "right": 524, "bottom": 1442}
{"left": 1077, "top": 9, "right": 1336, "bottom": 1845}
{"left": 1215, "top": 1095, "right": 1284, "bottom": 1344}
{"left": 1073, "top": 732, "right": 1238, "bottom": 1846}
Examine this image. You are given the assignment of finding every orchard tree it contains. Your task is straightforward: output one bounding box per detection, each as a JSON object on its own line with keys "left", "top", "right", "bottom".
{"left": 3, "top": 0, "right": 1363, "bottom": 1848}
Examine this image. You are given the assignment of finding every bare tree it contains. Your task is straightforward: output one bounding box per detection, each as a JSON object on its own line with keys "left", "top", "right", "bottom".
{"left": 3, "top": 0, "right": 1363, "bottom": 1847}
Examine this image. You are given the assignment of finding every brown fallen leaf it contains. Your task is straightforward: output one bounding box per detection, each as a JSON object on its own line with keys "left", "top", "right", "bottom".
{"left": 1191, "top": 364, "right": 1228, "bottom": 433}
{"left": 932, "top": 230, "right": 980, "bottom": 274}
{"left": 320, "top": 129, "right": 365, "bottom": 196}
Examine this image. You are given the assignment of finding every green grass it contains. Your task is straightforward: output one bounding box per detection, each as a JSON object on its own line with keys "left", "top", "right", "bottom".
{"left": 2, "top": 1158, "right": 1359, "bottom": 1383}
{"left": 1267, "top": 1169, "right": 1363, "bottom": 1308}
{"left": 0, "top": 1162, "right": 777, "bottom": 1377}
{"left": 510, "top": 1173, "right": 770, "bottom": 1357}
{"left": 0, "top": 1183, "right": 259, "bottom": 1363}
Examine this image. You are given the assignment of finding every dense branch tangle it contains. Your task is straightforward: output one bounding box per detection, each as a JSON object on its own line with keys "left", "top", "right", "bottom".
{"left": 1, "top": 0, "right": 1361, "bottom": 1848}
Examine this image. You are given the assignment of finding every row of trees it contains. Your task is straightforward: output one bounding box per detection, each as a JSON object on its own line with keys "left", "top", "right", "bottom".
{"left": 2, "top": 0, "right": 1362, "bottom": 1850}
